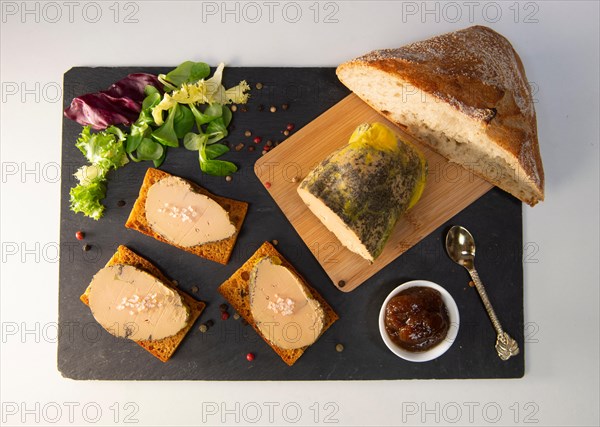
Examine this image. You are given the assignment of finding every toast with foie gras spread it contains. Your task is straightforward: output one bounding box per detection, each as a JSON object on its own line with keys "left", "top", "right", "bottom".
{"left": 126, "top": 168, "right": 248, "bottom": 264}
{"left": 80, "top": 245, "right": 205, "bottom": 362}
{"left": 218, "top": 242, "right": 339, "bottom": 366}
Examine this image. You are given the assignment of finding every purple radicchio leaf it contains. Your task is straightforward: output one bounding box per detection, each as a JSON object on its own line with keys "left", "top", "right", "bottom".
{"left": 64, "top": 73, "right": 162, "bottom": 130}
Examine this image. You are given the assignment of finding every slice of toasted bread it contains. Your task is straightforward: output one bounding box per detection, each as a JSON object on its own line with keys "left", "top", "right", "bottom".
{"left": 125, "top": 168, "right": 248, "bottom": 264}
{"left": 218, "top": 242, "right": 338, "bottom": 366}
{"left": 336, "top": 26, "right": 544, "bottom": 206}
{"left": 80, "top": 245, "right": 205, "bottom": 362}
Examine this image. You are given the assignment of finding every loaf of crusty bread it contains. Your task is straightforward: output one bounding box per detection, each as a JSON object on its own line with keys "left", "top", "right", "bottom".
{"left": 336, "top": 26, "right": 544, "bottom": 206}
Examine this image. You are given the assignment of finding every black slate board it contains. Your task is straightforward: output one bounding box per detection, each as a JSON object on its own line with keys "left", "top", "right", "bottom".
{"left": 58, "top": 67, "right": 524, "bottom": 380}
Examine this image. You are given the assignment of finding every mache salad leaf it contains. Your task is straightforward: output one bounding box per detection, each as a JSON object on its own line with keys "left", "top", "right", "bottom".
{"left": 199, "top": 142, "right": 237, "bottom": 176}
{"left": 158, "top": 61, "right": 211, "bottom": 89}
{"left": 184, "top": 124, "right": 237, "bottom": 176}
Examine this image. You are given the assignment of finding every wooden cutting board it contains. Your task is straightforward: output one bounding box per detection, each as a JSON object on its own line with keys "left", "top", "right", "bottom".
{"left": 254, "top": 94, "right": 493, "bottom": 292}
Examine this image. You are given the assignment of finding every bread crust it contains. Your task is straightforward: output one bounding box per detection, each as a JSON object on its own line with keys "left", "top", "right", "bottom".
{"left": 337, "top": 25, "right": 544, "bottom": 205}
{"left": 125, "top": 168, "right": 248, "bottom": 264}
{"left": 80, "top": 245, "right": 205, "bottom": 362}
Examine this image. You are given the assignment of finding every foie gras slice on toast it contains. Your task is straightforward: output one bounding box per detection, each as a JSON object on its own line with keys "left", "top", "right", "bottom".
{"left": 336, "top": 25, "right": 544, "bottom": 206}
{"left": 126, "top": 168, "right": 248, "bottom": 265}
{"left": 87, "top": 264, "right": 189, "bottom": 341}
{"left": 217, "top": 242, "right": 338, "bottom": 366}
{"left": 297, "top": 122, "right": 427, "bottom": 263}
{"left": 249, "top": 256, "right": 325, "bottom": 350}
{"left": 81, "top": 245, "right": 205, "bottom": 362}
{"left": 145, "top": 175, "right": 236, "bottom": 247}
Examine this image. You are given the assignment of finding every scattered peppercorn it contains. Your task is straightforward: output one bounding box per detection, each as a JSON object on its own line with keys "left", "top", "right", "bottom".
{"left": 469, "top": 281, "right": 475, "bottom": 287}
{"left": 206, "top": 319, "right": 215, "bottom": 327}
{"left": 219, "top": 303, "right": 228, "bottom": 312}
{"left": 266, "top": 140, "right": 273, "bottom": 147}
{"left": 199, "top": 324, "right": 208, "bottom": 333}
{"left": 338, "top": 280, "right": 346, "bottom": 288}
{"left": 286, "top": 123, "right": 295, "bottom": 131}
{"left": 191, "top": 286, "right": 199, "bottom": 293}
{"left": 253, "top": 136, "right": 262, "bottom": 144}
{"left": 283, "top": 130, "right": 290, "bottom": 136}
{"left": 248, "top": 146, "right": 255, "bottom": 152}
{"left": 262, "top": 150, "right": 267, "bottom": 155}
{"left": 246, "top": 352, "right": 255, "bottom": 361}
{"left": 265, "top": 182, "right": 271, "bottom": 189}
{"left": 269, "top": 106, "right": 277, "bottom": 113}
{"left": 335, "top": 343, "right": 345, "bottom": 352}
{"left": 257, "top": 104, "right": 264, "bottom": 112}
{"left": 117, "top": 200, "right": 126, "bottom": 207}
{"left": 82, "top": 244, "right": 91, "bottom": 252}
{"left": 272, "top": 240, "right": 278, "bottom": 246}
{"left": 75, "top": 231, "right": 85, "bottom": 240}
{"left": 233, "top": 313, "right": 240, "bottom": 320}
{"left": 221, "top": 312, "right": 230, "bottom": 320}
{"left": 235, "top": 143, "right": 244, "bottom": 151}
{"left": 225, "top": 175, "right": 232, "bottom": 182}
{"left": 172, "top": 280, "right": 179, "bottom": 287}
{"left": 281, "top": 103, "right": 289, "bottom": 110}
{"left": 244, "top": 130, "right": 252, "bottom": 137}
{"left": 231, "top": 105, "right": 238, "bottom": 112}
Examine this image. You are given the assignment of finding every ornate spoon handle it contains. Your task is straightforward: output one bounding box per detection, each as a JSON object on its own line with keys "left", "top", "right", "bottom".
{"left": 468, "top": 268, "right": 520, "bottom": 361}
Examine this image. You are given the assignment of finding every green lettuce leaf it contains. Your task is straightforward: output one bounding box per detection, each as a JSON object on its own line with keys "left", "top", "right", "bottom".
{"left": 69, "top": 179, "right": 107, "bottom": 220}
{"left": 75, "top": 125, "right": 128, "bottom": 173}
{"left": 161, "top": 61, "right": 211, "bottom": 87}
{"left": 70, "top": 126, "right": 129, "bottom": 220}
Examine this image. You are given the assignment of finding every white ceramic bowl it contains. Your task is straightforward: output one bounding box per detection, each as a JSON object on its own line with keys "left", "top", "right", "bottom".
{"left": 379, "top": 280, "right": 460, "bottom": 362}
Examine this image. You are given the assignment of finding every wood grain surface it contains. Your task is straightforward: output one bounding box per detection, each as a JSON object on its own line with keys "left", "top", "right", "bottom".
{"left": 255, "top": 94, "right": 493, "bottom": 292}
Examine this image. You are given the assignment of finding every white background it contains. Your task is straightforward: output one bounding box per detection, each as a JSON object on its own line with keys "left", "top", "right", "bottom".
{"left": 1, "top": 1, "right": 598, "bottom": 426}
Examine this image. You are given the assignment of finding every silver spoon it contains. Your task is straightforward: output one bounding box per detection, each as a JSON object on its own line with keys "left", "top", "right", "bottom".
{"left": 445, "top": 225, "right": 519, "bottom": 361}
